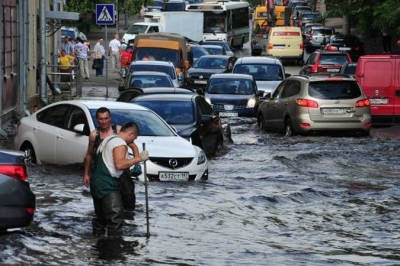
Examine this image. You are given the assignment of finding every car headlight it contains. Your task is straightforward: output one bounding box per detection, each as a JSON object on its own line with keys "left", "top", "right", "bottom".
{"left": 197, "top": 150, "right": 206, "bottom": 165}
{"left": 205, "top": 97, "right": 211, "bottom": 105}
{"left": 247, "top": 97, "right": 256, "bottom": 108}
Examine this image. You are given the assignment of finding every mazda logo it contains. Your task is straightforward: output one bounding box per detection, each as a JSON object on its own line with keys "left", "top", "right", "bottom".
{"left": 169, "top": 159, "right": 178, "bottom": 168}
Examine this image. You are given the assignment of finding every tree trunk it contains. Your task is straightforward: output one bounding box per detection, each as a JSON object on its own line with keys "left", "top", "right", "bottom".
{"left": 342, "top": 15, "right": 351, "bottom": 35}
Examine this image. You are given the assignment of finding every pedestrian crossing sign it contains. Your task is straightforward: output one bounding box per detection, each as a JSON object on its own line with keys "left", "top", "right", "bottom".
{"left": 96, "top": 4, "right": 115, "bottom": 25}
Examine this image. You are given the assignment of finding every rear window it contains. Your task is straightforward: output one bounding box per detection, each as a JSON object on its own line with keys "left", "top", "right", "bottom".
{"left": 319, "top": 54, "right": 349, "bottom": 65}
{"left": 308, "top": 81, "right": 362, "bottom": 99}
{"left": 273, "top": 31, "right": 300, "bottom": 36}
{"left": 313, "top": 29, "right": 334, "bottom": 35}
{"left": 129, "top": 64, "right": 176, "bottom": 79}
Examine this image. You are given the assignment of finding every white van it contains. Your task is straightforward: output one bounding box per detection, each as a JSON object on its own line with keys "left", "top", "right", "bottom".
{"left": 266, "top": 26, "right": 304, "bottom": 63}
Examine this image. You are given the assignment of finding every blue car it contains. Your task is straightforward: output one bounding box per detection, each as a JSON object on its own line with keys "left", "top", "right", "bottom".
{"left": 204, "top": 73, "right": 263, "bottom": 118}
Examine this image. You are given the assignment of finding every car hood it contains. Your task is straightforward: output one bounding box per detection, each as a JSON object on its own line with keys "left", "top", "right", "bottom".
{"left": 206, "top": 93, "right": 255, "bottom": 104}
{"left": 255, "top": 80, "right": 281, "bottom": 94}
{"left": 188, "top": 68, "right": 225, "bottom": 76}
{"left": 136, "top": 136, "right": 197, "bottom": 157}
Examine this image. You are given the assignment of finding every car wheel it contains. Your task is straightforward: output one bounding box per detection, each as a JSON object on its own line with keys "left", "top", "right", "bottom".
{"left": 20, "top": 142, "right": 37, "bottom": 165}
{"left": 284, "top": 118, "right": 296, "bottom": 136}
{"left": 257, "top": 114, "right": 266, "bottom": 131}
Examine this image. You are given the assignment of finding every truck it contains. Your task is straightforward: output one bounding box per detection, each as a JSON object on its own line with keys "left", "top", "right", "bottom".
{"left": 122, "top": 11, "right": 204, "bottom": 44}
{"left": 132, "top": 32, "right": 190, "bottom": 84}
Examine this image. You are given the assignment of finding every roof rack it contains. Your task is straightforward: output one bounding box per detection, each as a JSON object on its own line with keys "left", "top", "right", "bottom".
{"left": 308, "top": 73, "right": 354, "bottom": 79}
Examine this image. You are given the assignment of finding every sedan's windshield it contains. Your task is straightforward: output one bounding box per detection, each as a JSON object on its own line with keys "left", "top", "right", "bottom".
{"left": 233, "top": 64, "right": 284, "bottom": 81}
{"left": 208, "top": 78, "right": 254, "bottom": 95}
{"left": 129, "top": 64, "right": 176, "bottom": 79}
{"left": 135, "top": 101, "right": 194, "bottom": 124}
{"left": 129, "top": 75, "right": 174, "bottom": 88}
{"left": 90, "top": 109, "right": 175, "bottom": 136}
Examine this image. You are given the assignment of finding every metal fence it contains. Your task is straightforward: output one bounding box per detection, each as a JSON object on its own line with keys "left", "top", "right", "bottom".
{"left": 46, "top": 64, "right": 82, "bottom": 101}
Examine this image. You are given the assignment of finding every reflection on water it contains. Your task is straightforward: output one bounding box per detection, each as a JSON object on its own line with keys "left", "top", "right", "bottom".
{"left": 1, "top": 119, "right": 400, "bottom": 264}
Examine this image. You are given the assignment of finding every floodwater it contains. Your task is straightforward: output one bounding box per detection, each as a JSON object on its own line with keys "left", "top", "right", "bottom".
{"left": 1, "top": 118, "right": 400, "bottom": 265}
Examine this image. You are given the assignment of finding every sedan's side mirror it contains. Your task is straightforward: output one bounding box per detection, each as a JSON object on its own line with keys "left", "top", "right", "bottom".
{"left": 201, "top": 115, "right": 214, "bottom": 124}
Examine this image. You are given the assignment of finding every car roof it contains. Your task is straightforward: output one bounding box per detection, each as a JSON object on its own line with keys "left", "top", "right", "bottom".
{"left": 49, "top": 100, "right": 150, "bottom": 111}
{"left": 133, "top": 93, "right": 198, "bottom": 102}
{"left": 311, "top": 25, "right": 334, "bottom": 30}
{"left": 130, "top": 60, "right": 174, "bottom": 66}
{"left": 235, "top": 56, "right": 283, "bottom": 65}
{"left": 210, "top": 73, "right": 254, "bottom": 80}
{"left": 201, "top": 45, "right": 223, "bottom": 49}
{"left": 197, "top": 55, "right": 233, "bottom": 59}
{"left": 316, "top": 50, "right": 350, "bottom": 55}
{"left": 290, "top": 74, "right": 356, "bottom": 82}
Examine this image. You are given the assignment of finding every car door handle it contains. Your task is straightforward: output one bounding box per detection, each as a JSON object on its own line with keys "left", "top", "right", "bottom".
{"left": 56, "top": 134, "right": 64, "bottom": 139}
{"left": 33, "top": 126, "right": 40, "bottom": 132}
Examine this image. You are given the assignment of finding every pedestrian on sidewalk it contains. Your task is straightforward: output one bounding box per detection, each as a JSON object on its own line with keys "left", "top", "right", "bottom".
{"left": 75, "top": 37, "right": 90, "bottom": 79}
{"left": 108, "top": 34, "right": 122, "bottom": 73}
{"left": 93, "top": 39, "right": 106, "bottom": 77}
{"left": 58, "top": 50, "right": 75, "bottom": 83}
{"left": 381, "top": 27, "right": 392, "bottom": 53}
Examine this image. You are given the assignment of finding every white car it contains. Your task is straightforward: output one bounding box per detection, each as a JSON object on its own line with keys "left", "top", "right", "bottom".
{"left": 13, "top": 100, "right": 208, "bottom": 181}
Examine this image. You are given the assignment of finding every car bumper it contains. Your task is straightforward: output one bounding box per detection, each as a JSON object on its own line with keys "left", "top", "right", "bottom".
{"left": 267, "top": 51, "right": 303, "bottom": 60}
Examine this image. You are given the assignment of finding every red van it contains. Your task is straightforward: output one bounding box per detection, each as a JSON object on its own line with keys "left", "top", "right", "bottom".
{"left": 356, "top": 55, "right": 400, "bottom": 125}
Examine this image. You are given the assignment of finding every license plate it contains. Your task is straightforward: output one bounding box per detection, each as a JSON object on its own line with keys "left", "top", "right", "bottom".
{"left": 370, "top": 98, "right": 388, "bottom": 105}
{"left": 219, "top": 112, "right": 238, "bottom": 117}
{"left": 339, "top": 47, "right": 351, "bottom": 51}
{"left": 322, "top": 108, "right": 347, "bottom": 115}
{"left": 327, "top": 68, "right": 340, "bottom": 72}
{"left": 194, "top": 80, "right": 207, "bottom": 84}
{"left": 273, "top": 45, "right": 285, "bottom": 49}
{"left": 159, "top": 172, "right": 189, "bottom": 181}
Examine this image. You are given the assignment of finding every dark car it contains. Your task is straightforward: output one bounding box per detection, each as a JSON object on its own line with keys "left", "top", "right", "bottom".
{"left": 186, "top": 55, "right": 237, "bottom": 90}
{"left": 326, "top": 34, "right": 365, "bottom": 61}
{"left": 131, "top": 93, "right": 224, "bottom": 156}
{"left": 117, "top": 87, "right": 198, "bottom": 102}
{"left": 201, "top": 45, "right": 227, "bottom": 55}
{"left": 188, "top": 43, "right": 210, "bottom": 63}
{"left": 204, "top": 73, "right": 262, "bottom": 118}
{"left": 304, "top": 25, "right": 335, "bottom": 52}
{"left": 299, "top": 50, "right": 352, "bottom": 75}
{"left": 339, "top": 62, "right": 358, "bottom": 78}
{"left": 120, "top": 71, "right": 174, "bottom": 91}
{"left": 297, "top": 11, "right": 324, "bottom": 28}
{"left": 0, "top": 149, "right": 36, "bottom": 231}
{"left": 200, "top": 41, "right": 235, "bottom": 56}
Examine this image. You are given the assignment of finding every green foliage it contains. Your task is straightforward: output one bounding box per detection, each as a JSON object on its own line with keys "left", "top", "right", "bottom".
{"left": 325, "top": 0, "right": 400, "bottom": 36}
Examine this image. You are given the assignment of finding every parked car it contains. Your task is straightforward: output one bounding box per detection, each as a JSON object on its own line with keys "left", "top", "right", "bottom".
{"left": 61, "top": 26, "right": 87, "bottom": 41}
{"left": 0, "top": 149, "right": 36, "bottom": 231}
{"left": 299, "top": 50, "right": 352, "bottom": 75}
{"left": 188, "top": 43, "right": 210, "bottom": 63}
{"left": 257, "top": 74, "right": 372, "bottom": 136}
{"left": 301, "top": 22, "right": 324, "bottom": 41}
{"left": 201, "top": 45, "right": 227, "bottom": 55}
{"left": 339, "top": 62, "right": 357, "bottom": 78}
{"left": 13, "top": 100, "right": 208, "bottom": 181}
{"left": 204, "top": 73, "right": 262, "bottom": 117}
{"left": 127, "top": 60, "right": 184, "bottom": 87}
{"left": 119, "top": 71, "right": 175, "bottom": 91}
{"left": 288, "top": 0, "right": 310, "bottom": 8}
{"left": 131, "top": 94, "right": 224, "bottom": 156}
{"left": 304, "top": 25, "right": 336, "bottom": 52}
{"left": 117, "top": 87, "right": 198, "bottom": 102}
{"left": 232, "top": 56, "right": 289, "bottom": 95}
{"left": 326, "top": 34, "right": 365, "bottom": 62}
{"left": 186, "top": 55, "right": 237, "bottom": 90}
{"left": 200, "top": 41, "right": 235, "bottom": 56}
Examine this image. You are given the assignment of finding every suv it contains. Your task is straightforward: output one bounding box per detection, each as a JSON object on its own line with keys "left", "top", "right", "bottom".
{"left": 299, "top": 50, "right": 352, "bottom": 75}
{"left": 296, "top": 11, "right": 324, "bottom": 28}
{"left": 127, "top": 60, "right": 183, "bottom": 87}
{"left": 257, "top": 74, "right": 372, "bottom": 136}
{"left": 304, "top": 25, "right": 335, "bottom": 52}
{"left": 326, "top": 34, "right": 365, "bottom": 62}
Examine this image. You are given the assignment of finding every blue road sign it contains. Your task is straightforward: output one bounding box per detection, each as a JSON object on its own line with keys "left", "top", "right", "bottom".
{"left": 96, "top": 4, "right": 115, "bottom": 26}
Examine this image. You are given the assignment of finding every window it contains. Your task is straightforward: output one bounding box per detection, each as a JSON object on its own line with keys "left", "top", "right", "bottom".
{"left": 37, "top": 105, "right": 70, "bottom": 128}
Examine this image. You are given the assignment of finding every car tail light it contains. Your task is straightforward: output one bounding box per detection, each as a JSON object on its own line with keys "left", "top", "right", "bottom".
{"left": 308, "top": 33, "right": 313, "bottom": 40}
{"left": 268, "top": 42, "right": 273, "bottom": 50}
{"left": 0, "top": 164, "right": 28, "bottom": 182}
{"left": 296, "top": 99, "right": 318, "bottom": 108}
{"left": 25, "top": 207, "right": 35, "bottom": 215}
{"left": 300, "top": 123, "right": 311, "bottom": 128}
{"left": 325, "top": 44, "right": 338, "bottom": 51}
{"left": 364, "top": 122, "right": 372, "bottom": 128}
{"left": 310, "top": 63, "right": 318, "bottom": 73}
{"left": 300, "top": 42, "right": 304, "bottom": 50}
{"left": 356, "top": 99, "right": 371, "bottom": 107}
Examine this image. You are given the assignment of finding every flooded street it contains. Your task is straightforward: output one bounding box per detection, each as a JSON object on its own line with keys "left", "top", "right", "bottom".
{"left": 1, "top": 118, "right": 400, "bottom": 265}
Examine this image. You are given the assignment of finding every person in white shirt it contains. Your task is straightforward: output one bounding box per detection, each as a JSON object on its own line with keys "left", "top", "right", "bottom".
{"left": 93, "top": 39, "right": 106, "bottom": 76}
{"left": 108, "top": 34, "right": 122, "bottom": 73}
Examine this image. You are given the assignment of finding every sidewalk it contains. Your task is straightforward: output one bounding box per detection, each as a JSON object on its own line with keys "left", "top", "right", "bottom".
{"left": 79, "top": 15, "right": 143, "bottom": 100}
